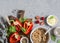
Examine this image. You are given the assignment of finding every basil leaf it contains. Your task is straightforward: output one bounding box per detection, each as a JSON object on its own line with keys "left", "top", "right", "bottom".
{"left": 57, "top": 39, "right": 60, "bottom": 43}
{"left": 21, "top": 27, "right": 26, "bottom": 32}
{"left": 7, "top": 26, "right": 16, "bottom": 37}
{"left": 19, "top": 18, "right": 27, "bottom": 23}
{"left": 51, "top": 34, "right": 56, "bottom": 41}
{"left": 9, "top": 26, "right": 16, "bottom": 32}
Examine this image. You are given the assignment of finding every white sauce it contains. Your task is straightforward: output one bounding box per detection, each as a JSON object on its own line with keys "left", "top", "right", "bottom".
{"left": 47, "top": 15, "right": 57, "bottom": 26}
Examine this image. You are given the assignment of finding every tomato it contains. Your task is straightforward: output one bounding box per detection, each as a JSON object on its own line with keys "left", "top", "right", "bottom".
{"left": 10, "top": 32, "right": 20, "bottom": 43}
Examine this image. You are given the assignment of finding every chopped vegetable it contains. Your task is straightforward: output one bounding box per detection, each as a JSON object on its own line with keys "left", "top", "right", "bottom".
{"left": 51, "top": 34, "right": 56, "bottom": 41}
{"left": 57, "top": 39, "right": 60, "bottom": 43}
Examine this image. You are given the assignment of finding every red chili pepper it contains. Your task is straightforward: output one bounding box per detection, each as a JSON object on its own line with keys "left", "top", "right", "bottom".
{"left": 10, "top": 32, "right": 20, "bottom": 43}
{"left": 23, "top": 21, "right": 33, "bottom": 34}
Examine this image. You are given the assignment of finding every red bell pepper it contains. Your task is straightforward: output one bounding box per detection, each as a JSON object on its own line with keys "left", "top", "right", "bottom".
{"left": 10, "top": 18, "right": 22, "bottom": 32}
{"left": 21, "top": 21, "right": 33, "bottom": 34}
{"left": 10, "top": 32, "right": 20, "bottom": 43}
{"left": 13, "top": 20, "right": 22, "bottom": 32}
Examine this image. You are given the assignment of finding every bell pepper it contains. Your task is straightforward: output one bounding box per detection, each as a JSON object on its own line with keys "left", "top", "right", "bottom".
{"left": 21, "top": 21, "right": 33, "bottom": 34}
{"left": 10, "top": 32, "right": 20, "bottom": 43}
{"left": 13, "top": 20, "right": 22, "bottom": 32}
{"left": 10, "top": 18, "right": 22, "bottom": 32}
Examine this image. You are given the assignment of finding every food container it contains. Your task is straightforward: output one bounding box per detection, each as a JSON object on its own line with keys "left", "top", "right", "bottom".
{"left": 46, "top": 15, "right": 58, "bottom": 26}
{"left": 54, "top": 27, "right": 60, "bottom": 36}
{"left": 30, "top": 26, "right": 50, "bottom": 43}
{"left": 20, "top": 37, "right": 29, "bottom": 43}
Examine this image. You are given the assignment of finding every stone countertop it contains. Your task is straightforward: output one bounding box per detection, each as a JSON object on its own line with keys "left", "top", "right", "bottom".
{"left": 0, "top": 0, "right": 60, "bottom": 43}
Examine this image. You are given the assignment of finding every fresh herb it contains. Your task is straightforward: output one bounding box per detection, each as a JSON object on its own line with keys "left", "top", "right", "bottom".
{"left": 57, "top": 39, "right": 60, "bottom": 43}
{"left": 7, "top": 26, "right": 16, "bottom": 37}
{"left": 8, "top": 26, "right": 16, "bottom": 32}
{"left": 21, "top": 27, "right": 26, "bottom": 32}
{"left": 19, "top": 18, "right": 27, "bottom": 23}
{"left": 51, "top": 34, "right": 56, "bottom": 41}
{"left": 49, "top": 16, "right": 54, "bottom": 19}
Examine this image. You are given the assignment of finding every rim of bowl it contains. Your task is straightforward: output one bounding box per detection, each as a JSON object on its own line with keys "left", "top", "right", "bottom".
{"left": 46, "top": 15, "right": 58, "bottom": 27}
{"left": 54, "top": 27, "right": 60, "bottom": 36}
{"left": 20, "top": 37, "right": 29, "bottom": 43}
{"left": 30, "top": 26, "right": 50, "bottom": 43}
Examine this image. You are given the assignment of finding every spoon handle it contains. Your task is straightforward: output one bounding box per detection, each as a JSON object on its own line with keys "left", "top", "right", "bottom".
{"left": 45, "top": 28, "right": 52, "bottom": 35}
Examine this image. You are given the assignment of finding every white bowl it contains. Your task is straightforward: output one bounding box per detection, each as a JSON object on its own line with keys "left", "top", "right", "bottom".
{"left": 46, "top": 15, "right": 58, "bottom": 27}
{"left": 30, "top": 26, "right": 50, "bottom": 43}
{"left": 20, "top": 37, "right": 29, "bottom": 43}
{"left": 54, "top": 27, "right": 60, "bottom": 36}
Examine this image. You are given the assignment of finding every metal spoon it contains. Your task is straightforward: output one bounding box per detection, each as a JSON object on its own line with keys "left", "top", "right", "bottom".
{"left": 45, "top": 26, "right": 52, "bottom": 35}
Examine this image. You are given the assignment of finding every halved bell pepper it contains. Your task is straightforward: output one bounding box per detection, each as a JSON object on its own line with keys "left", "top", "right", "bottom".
{"left": 10, "top": 32, "right": 20, "bottom": 43}
{"left": 21, "top": 21, "right": 33, "bottom": 34}
{"left": 10, "top": 18, "right": 22, "bottom": 32}
{"left": 13, "top": 20, "right": 22, "bottom": 32}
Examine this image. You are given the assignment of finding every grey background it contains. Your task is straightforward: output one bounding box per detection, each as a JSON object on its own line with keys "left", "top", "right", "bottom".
{"left": 0, "top": 0, "right": 60, "bottom": 43}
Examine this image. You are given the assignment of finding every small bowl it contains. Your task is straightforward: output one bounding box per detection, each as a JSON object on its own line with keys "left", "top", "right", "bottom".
{"left": 20, "top": 37, "right": 29, "bottom": 43}
{"left": 54, "top": 27, "right": 60, "bottom": 36}
{"left": 30, "top": 26, "right": 50, "bottom": 43}
{"left": 46, "top": 15, "right": 58, "bottom": 26}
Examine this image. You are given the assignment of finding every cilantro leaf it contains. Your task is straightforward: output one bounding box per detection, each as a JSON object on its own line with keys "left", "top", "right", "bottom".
{"left": 51, "top": 34, "right": 56, "bottom": 41}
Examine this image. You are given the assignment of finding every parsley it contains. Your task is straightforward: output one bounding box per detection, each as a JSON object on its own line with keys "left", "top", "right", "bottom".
{"left": 51, "top": 34, "right": 56, "bottom": 41}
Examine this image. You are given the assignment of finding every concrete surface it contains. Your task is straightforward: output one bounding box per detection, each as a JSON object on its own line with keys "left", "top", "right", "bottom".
{"left": 0, "top": 0, "right": 60, "bottom": 43}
